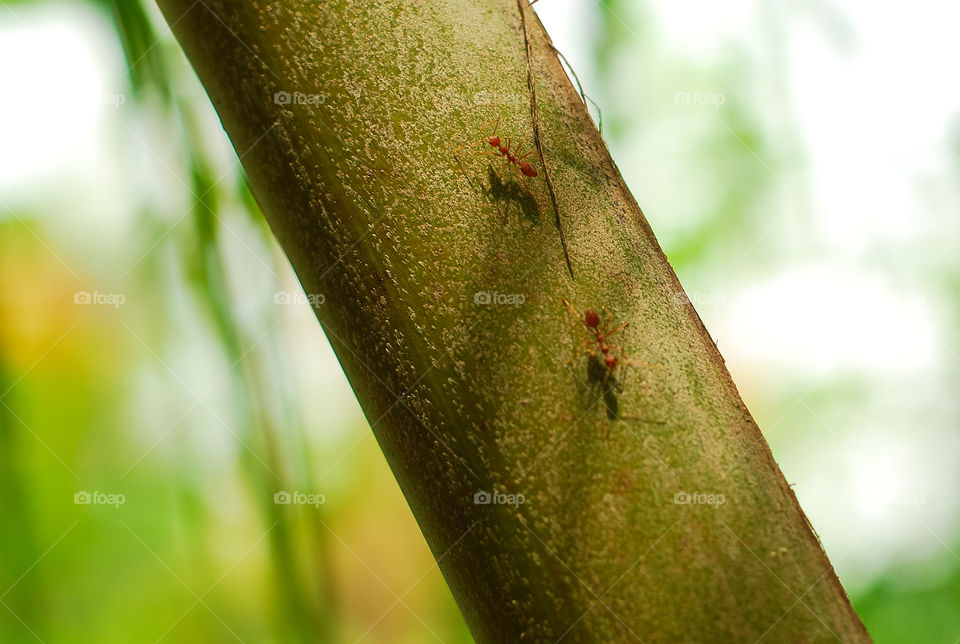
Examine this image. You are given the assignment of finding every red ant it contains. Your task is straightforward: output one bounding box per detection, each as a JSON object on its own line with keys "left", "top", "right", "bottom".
{"left": 453, "top": 117, "right": 540, "bottom": 190}
{"left": 563, "top": 299, "right": 666, "bottom": 425}
{"left": 562, "top": 298, "right": 633, "bottom": 381}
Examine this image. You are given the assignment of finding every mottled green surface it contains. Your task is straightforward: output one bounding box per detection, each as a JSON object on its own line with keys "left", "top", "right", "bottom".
{"left": 155, "top": 0, "right": 869, "bottom": 641}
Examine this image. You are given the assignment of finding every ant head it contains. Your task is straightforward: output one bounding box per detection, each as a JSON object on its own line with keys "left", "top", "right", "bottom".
{"left": 584, "top": 309, "right": 601, "bottom": 328}
{"left": 604, "top": 354, "right": 618, "bottom": 370}
{"left": 487, "top": 136, "right": 500, "bottom": 147}
{"left": 520, "top": 162, "right": 538, "bottom": 177}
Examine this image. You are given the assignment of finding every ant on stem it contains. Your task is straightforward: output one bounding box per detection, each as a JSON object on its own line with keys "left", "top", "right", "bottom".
{"left": 563, "top": 299, "right": 633, "bottom": 383}
{"left": 563, "top": 299, "right": 667, "bottom": 424}
{"left": 453, "top": 117, "right": 541, "bottom": 192}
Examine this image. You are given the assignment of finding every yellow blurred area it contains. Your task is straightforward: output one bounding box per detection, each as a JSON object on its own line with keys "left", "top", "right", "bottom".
{"left": 0, "top": 220, "right": 468, "bottom": 640}
{"left": 0, "top": 229, "right": 92, "bottom": 370}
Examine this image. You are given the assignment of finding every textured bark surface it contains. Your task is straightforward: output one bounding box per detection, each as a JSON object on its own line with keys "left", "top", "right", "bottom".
{"left": 155, "top": 0, "right": 871, "bottom": 641}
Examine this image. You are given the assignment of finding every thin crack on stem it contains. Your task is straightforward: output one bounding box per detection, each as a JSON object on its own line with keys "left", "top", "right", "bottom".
{"left": 518, "top": 0, "right": 574, "bottom": 280}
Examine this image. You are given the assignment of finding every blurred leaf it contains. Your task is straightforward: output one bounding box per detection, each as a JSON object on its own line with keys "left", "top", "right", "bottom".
{"left": 101, "top": 0, "right": 172, "bottom": 102}
{"left": 854, "top": 564, "right": 960, "bottom": 644}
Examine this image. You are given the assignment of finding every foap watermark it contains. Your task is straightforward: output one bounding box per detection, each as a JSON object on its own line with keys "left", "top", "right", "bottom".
{"left": 102, "top": 93, "right": 126, "bottom": 107}
{"left": 274, "top": 490, "right": 326, "bottom": 507}
{"left": 74, "top": 290, "right": 125, "bottom": 308}
{"left": 473, "top": 490, "right": 525, "bottom": 507}
{"left": 673, "top": 291, "right": 726, "bottom": 307}
{"left": 473, "top": 90, "right": 525, "bottom": 106}
{"left": 674, "top": 490, "right": 725, "bottom": 508}
{"left": 274, "top": 90, "right": 325, "bottom": 106}
{"left": 74, "top": 490, "right": 125, "bottom": 508}
{"left": 674, "top": 91, "right": 726, "bottom": 108}
{"left": 473, "top": 291, "right": 525, "bottom": 307}
{"left": 891, "top": 492, "right": 925, "bottom": 507}
{"left": 274, "top": 290, "right": 325, "bottom": 306}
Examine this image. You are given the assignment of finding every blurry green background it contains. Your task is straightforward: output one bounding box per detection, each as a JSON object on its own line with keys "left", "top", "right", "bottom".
{"left": 1, "top": 0, "right": 958, "bottom": 642}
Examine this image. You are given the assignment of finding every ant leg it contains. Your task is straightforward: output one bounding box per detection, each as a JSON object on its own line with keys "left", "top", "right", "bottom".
{"left": 490, "top": 160, "right": 510, "bottom": 192}
{"left": 488, "top": 160, "right": 511, "bottom": 191}
{"left": 518, "top": 171, "right": 532, "bottom": 194}
{"left": 510, "top": 165, "right": 532, "bottom": 194}
{"left": 477, "top": 115, "right": 501, "bottom": 141}
{"left": 616, "top": 362, "right": 629, "bottom": 393}
{"left": 515, "top": 147, "right": 541, "bottom": 183}
{"left": 451, "top": 138, "right": 482, "bottom": 159}
{"left": 469, "top": 145, "right": 507, "bottom": 164}
{"left": 453, "top": 137, "right": 503, "bottom": 165}
{"left": 568, "top": 339, "right": 596, "bottom": 365}
{"left": 517, "top": 128, "right": 543, "bottom": 163}
{"left": 457, "top": 115, "right": 503, "bottom": 156}
{"left": 577, "top": 337, "right": 596, "bottom": 354}
{"left": 607, "top": 345, "right": 634, "bottom": 368}
{"left": 601, "top": 365, "right": 622, "bottom": 398}
{"left": 455, "top": 143, "right": 501, "bottom": 192}
{"left": 513, "top": 128, "right": 530, "bottom": 155}
{"left": 458, "top": 117, "right": 501, "bottom": 162}
{"left": 606, "top": 345, "right": 631, "bottom": 393}
{"left": 632, "top": 358, "right": 665, "bottom": 371}
{"left": 600, "top": 306, "right": 615, "bottom": 334}
{"left": 513, "top": 128, "right": 544, "bottom": 168}
{"left": 603, "top": 321, "right": 630, "bottom": 340}
{"left": 452, "top": 139, "right": 487, "bottom": 190}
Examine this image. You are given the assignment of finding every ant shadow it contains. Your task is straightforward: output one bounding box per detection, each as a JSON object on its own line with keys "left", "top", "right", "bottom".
{"left": 451, "top": 149, "right": 541, "bottom": 224}
{"left": 583, "top": 355, "right": 623, "bottom": 421}
{"left": 577, "top": 356, "right": 667, "bottom": 430}
{"left": 486, "top": 167, "right": 541, "bottom": 225}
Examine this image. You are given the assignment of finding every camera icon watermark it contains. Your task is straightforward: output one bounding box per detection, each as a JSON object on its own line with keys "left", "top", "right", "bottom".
{"left": 74, "top": 490, "right": 125, "bottom": 508}
{"left": 473, "top": 291, "right": 525, "bottom": 307}
{"left": 473, "top": 490, "right": 525, "bottom": 507}
{"left": 74, "top": 290, "right": 126, "bottom": 309}
{"left": 274, "top": 490, "right": 325, "bottom": 507}
{"left": 674, "top": 490, "right": 725, "bottom": 508}
{"left": 274, "top": 90, "right": 325, "bottom": 106}
{"left": 274, "top": 290, "right": 325, "bottom": 306}
{"left": 673, "top": 291, "right": 726, "bottom": 307}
